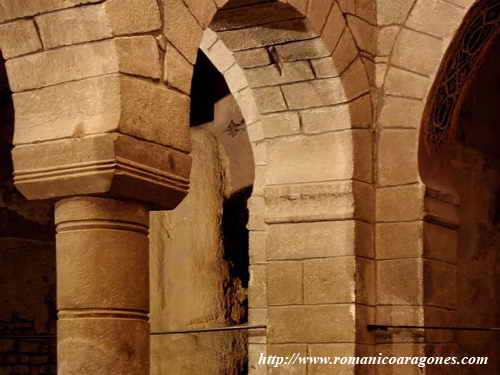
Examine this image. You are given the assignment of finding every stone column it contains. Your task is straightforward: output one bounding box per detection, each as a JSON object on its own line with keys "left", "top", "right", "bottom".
{"left": 55, "top": 197, "right": 150, "bottom": 375}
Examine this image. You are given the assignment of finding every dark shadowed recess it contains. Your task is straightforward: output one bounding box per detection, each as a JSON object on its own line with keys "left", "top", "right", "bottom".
{"left": 190, "top": 50, "right": 230, "bottom": 127}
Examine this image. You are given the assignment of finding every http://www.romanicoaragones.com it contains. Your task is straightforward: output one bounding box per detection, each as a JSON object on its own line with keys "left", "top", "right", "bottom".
{"left": 257, "top": 352, "right": 488, "bottom": 368}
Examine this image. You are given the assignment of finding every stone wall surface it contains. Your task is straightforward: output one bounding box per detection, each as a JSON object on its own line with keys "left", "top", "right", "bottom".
{"left": 150, "top": 127, "right": 247, "bottom": 375}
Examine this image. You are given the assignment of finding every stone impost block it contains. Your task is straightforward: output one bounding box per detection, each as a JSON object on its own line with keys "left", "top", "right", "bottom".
{"left": 265, "top": 181, "right": 374, "bottom": 223}
{"left": 266, "top": 131, "right": 372, "bottom": 185}
{"left": 12, "top": 74, "right": 190, "bottom": 152}
{"left": 12, "top": 133, "right": 191, "bottom": 209}
{"left": 267, "top": 220, "right": 373, "bottom": 260}
{"left": 376, "top": 222, "right": 423, "bottom": 259}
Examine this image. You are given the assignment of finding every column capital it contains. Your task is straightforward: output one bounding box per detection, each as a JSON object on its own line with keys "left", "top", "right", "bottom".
{"left": 12, "top": 133, "right": 191, "bottom": 209}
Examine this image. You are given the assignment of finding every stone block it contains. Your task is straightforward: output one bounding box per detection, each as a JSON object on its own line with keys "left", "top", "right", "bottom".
{"left": 300, "top": 94, "right": 371, "bottom": 131}
{"left": 183, "top": 0, "right": 217, "bottom": 27}
{"left": 250, "top": 232, "right": 267, "bottom": 265}
{"left": 7, "top": 40, "right": 118, "bottom": 91}
{"left": 212, "top": 2, "right": 302, "bottom": 32}
{"left": 235, "top": 48, "right": 271, "bottom": 68}
{"left": 406, "top": 0, "right": 466, "bottom": 38}
{"left": 249, "top": 265, "right": 267, "bottom": 308}
{"left": 245, "top": 61, "right": 314, "bottom": 88}
{"left": 163, "top": 0, "right": 203, "bottom": 64}
{"left": 377, "top": 259, "right": 423, "bottom": 305}
{"left": 261, "top": 112, "right": 301, "bottom": 138}
{"left": 377, "top": 129, "right": 419, "bottom": 186}
{"left": 224, "top": 63, "right": 248, "bottom": 92}
{"left": 207, "top": 39, "right": 235, "bottom": 73}
{"left": 322, "top": 3, "right": 346, "bottom": 52}
{"left": 268, "top": 344, "right": 307, "bottom": 375}
{"left": 248, "top": 196, "right": 267, "bottom": 231}
{"left": 13, "top": 74, "right": 190, "bottom": 151}
{"left": 0, "top": 0, "right": 101, "bottom": 23}
{"left": 249, "top": 344, "right": 267, "bottom": 375}
{"left": 376, "top": 184, "right": 424, "bottom": 222}
{"left": 234, "top": 88, "right": 259, "bottom": 124}
{"left": 376, "top": 222, "right": 423, "bottom": 259}
{"left": 106, "top": 0, "right": 162, "bottom": 36}
{"left": 199, "top": 28, "right": 218, "bottom": 51}
{"left": 267, "top": 220, "right": 373, "bottom": 260}
{"left": 377, "top": 26, "right": 399, "bottom": 56}
{"left": 219, "top": 19, "right": 318, "bottom": 51}
{"left": 282, "top": 78, "right": 346, "bottom": 109}
{"left": 307, "top": 0, "right": 334, "bottom": 32}
{"left": 304, "top": 257, "right": 375, "bottom": 305}
{"left": 265, "top": 181, "right": 374, "bottom": 223}
{"left": 268, "top": 305, "right": 355, "bottom": 343}
{"left": 13, "top": 133, "right": 191, "bottom": 208}
{"left": 384, "top": 67, "right": 430, "bottom": 99}
{"left": 378, "top": 96, "right": 423, "bottom": 128}
{"left": 275, "top": 37, "right": 330, "bottom": 62}
{"left": 0, "top": 19, "right": 41, "bottom": 59}
{"left": 253, "top": 86, "right": 287, "bottom": 113}
{"left": 266, "top": 130, "right": 372, "bottom": 184}
{"left": 347, "top": 16, "right": 376, "bottom": 56}
{"left": 164, "top": 42, "right": 194, "bottom": 94}
{"left": 392, "top": 28, "right": 442, "bottom": 76}
{"left": 115, "top": 36, "right": 161, "bottom": 79}
{"left": 377, "top": 0, "right": 415, "bottom": 25}
{"left": 267, "top": 261, "right": 303, "bottom": 305}
{"left": 342, "top": 58, "right": 370, "bottom": 104}
{"left": 35, "top": 4, "right": 112, "bottom": 49}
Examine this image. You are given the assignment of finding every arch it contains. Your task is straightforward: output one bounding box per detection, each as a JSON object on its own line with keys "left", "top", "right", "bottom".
{"left": 1, "top": 0, "right": 374, "bottom": 373}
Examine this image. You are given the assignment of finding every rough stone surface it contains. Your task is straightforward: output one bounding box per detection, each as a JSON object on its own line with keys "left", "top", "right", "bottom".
{"left": 7, "top": 40, "right": 118, "bottom": 92}
{"left": 265, "top": 181, "right": 374, "bottom": 223}
{"left": 164, "top": 42, "right": 194, "bottom": 94}
{"left": 245, "top": 61, "right": 314, "bottom": 88}
{"left": 163, "top": 0, "right": 203, "bottom": 64}
{"left": 266, "top": 131, "right": 372, "bottom": 184}
{"left": 150, "top": 128, "right": 247, "bottom": 375}
{"left": 267, "top": 262, "right": 303, "bottom": 305}
{"left": 384, "top": 67, "right": 429, "bottom": 99}
{"left": 267, "top": 221, "right": 373, "bottom": 260}
{"left": 269, "top": 305, "right": 355, "bottom": 343}
{"left": 35, "top": 4, "right": 112, "bottom": 49}
{"left": 0, "top": 19, "right": 41, "bottom": 59}
{"left": 106, "top": 0, "right": 162, "bottom": 35}
{"left": 115, "top": 36, "right": 161, "bottom": 79}
{"left": 0, "top": 0, "right": 102, "bottom": 23}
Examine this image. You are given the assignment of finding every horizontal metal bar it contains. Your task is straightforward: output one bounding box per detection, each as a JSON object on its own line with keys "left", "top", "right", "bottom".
{"left": 0, "top": 325, "right": 267, "bottom": 340}
{"left": 368, "top": 325, "right": 500, "bottom": 332}
{"left": 150, "top": 325, "right": 267, "bottom": 336}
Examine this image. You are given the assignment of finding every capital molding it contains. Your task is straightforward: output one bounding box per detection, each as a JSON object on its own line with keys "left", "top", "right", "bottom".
{"left": 12, "top": 132, "right": 191, "bottom": 209}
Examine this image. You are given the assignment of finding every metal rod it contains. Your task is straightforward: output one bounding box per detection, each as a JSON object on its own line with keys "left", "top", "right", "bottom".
{"left": 368, "top": 324, "right": 500, "bottom": 332}
{"left": 0, "top": 324, "right": 267, "bottom": 340}
{"left": 150, "top": 324, "right": 267, "bottom": 336}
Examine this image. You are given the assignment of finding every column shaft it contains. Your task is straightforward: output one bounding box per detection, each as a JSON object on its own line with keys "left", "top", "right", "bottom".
{"left": 55, "top": 197, "right": 150, "bottom": 375}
